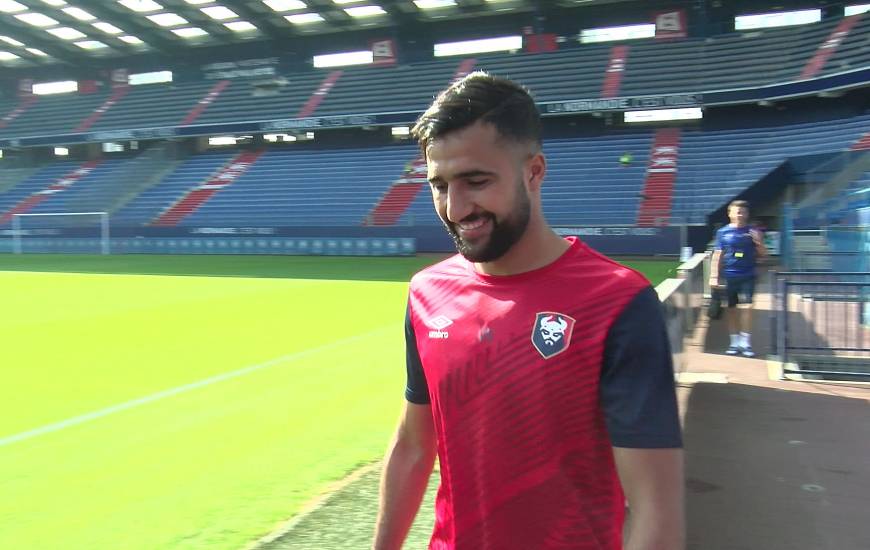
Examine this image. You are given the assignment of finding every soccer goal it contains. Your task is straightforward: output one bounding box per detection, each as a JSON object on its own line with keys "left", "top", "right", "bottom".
{"left": 12, "top": 212, "right": 110, "bottom": 255}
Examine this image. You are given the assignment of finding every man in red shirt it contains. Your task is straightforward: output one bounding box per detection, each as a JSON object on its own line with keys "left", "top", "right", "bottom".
{"left": 372, "top": 72, "right": 684, "bottom": 550}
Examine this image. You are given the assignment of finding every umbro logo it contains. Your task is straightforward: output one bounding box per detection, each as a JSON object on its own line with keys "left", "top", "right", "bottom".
{"left": 426, "top": 316, "right": 453, "bottom": 330}
{"left": 426, "top": 315, "right": 452, "bottom": 339}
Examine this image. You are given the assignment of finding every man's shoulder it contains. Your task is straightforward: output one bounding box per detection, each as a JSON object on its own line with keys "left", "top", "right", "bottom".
{"left": 410, "top": 253, "right": 468, "bottom": 289}
{"left": 572, "top": 242, "right": 651, "bottom": 292}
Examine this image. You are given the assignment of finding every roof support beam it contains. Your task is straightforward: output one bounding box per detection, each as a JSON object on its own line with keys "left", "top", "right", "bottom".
{"left": 67, "top": 0, "right": 178, "bottom": 56}
{"left": 0, "top": 16, "right": 81, "bottom": 65}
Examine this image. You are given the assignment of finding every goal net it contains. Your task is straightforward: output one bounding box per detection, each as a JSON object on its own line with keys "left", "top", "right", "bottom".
{"left": 12, "top": 212, "right": 109, "bottom": 255}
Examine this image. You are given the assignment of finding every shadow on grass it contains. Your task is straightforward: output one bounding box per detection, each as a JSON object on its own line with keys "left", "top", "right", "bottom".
{"left": 257, "top": 465, "right": 438, "bottom": 550}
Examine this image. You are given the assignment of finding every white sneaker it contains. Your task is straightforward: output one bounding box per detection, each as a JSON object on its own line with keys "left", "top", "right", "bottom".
{"left": 741, "top": 346, "right": 755, "bottom": 358}
{"left": 726, "top": 345, "right": 740, "bottom": 355}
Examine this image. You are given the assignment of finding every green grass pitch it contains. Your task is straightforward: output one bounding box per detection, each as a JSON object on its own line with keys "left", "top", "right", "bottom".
{"left": 0, "top": 253, "right": 676, "bottom": 550}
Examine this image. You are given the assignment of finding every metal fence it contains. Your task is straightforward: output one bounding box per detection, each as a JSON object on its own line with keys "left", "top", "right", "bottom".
{"left": 789, "top": 251, "right": 866, "bottom": 273}
{"left": 773, "top": 272, "right": 870, "bottom": 380}
{"left": 784, "top": 226, "right": 869, "bottom": 272}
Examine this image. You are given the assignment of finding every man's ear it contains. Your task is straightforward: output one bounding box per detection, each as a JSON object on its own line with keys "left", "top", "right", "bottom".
{"left": 526, "top": 152, "right": 546, "bottom": 192}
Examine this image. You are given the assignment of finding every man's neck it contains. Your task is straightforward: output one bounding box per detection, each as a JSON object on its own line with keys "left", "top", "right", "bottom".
{"left": 474, "top": 220, "right": 569, "bottom": 276}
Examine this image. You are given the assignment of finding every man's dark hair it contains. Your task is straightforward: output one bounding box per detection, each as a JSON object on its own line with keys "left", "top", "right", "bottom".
{"left": 729, "top": 200, "right": 750, "bottom": 210}
{"left": 411, "top": 71, "right": 542, "bottom": 154}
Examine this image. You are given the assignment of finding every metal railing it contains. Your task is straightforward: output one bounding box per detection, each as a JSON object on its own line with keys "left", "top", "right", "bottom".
{"left": 783, "top": 226, "right": 869, "bottom": 272}
{"left": 677, "top": 252, "right": 706, "bottom": 330}
{"left": 789, "top": 251, "right": 865, "bottom": 272}
{"left": 773, "top": 272, "right": 870, "bottom": 380}
{"left": 655, "top": 252, "right": 708, "bottom": 375}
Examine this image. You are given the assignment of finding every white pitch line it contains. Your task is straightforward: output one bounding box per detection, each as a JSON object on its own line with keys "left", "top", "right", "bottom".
{"left": 0, "top": 326, "right": 395, "bottom": 449}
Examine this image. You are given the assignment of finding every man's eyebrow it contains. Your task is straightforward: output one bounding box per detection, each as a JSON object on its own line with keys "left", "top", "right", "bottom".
{"left": 428, "top": 170, "right": 496, "bottom": 184}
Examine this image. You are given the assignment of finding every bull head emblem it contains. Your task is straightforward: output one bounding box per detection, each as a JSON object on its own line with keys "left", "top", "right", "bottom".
{"left": 539, "top": 315, "right": 568, "bottom": 345}
{"left": 531, "top": 312, "right": 576, "bottom": 359}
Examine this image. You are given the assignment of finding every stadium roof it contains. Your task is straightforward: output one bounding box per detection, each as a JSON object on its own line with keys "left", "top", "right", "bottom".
{"left": 0, "top": 0, "right": 637, "bottom": 67}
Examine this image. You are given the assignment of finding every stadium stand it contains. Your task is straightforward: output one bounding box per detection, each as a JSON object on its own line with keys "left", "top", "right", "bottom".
{"left": 366, "top": 157, "right": 428, "bottom": 226}
{"left": 151, "top": 149, "right": 265, "bottom": 226}
{"left": 800, "top": 15, "right": 864, "bottom": 79}
{"left": 86, "top": 81, "right": 218, "bottom": 131}
{"left": 64, "top": 143, "right": 186, "bottom": 216}
{"left": 0, "top": 166, "right": 38, "bottom": 193}
{"left": 73, "top": 86, "right": 131, "bottom": 133}
{"left": 0, "top": 95, "right": 37, "bottom": 129}
{"left": 1, "top": 15, "right": 867, "bottom": 141}
{"left": 637, "top": 128, "right": 681, "bottom": 226}
{"left": 0, "top": 162, "right": 80, "bottom": 219}
{"left": 601, "top": 45, "right": 630, "bottom": 98}
{"left": 471, "top": 47, "right": 612, "bottom": 102}
{"left": 820, "top": 14, "right": 870, "bottom": 77}
{"left": 399, "top": 131, "right": 653, "bottom": 227}
{"left": 3, "top": 109, "right": 868, "bottom": 230}
{"left": 150, "top": 145, "right": 416, "bottom": 227}
{"left": 0, "top": 92, "right": 111, "bottom": 138}
{"left": 111, "top": 151, "right": 236, "bottom": 226}
{"left": 0, "top": 160, "right": 138, "bottom": 225}
{"left": 193, "top": 72, "right": 328, "bottom": 125}
{"left": 315, "top": 61, "right": 466, "bottom": 117}
{"left": 853, "top": 131, "right": 870, "bottom": 150}
{"left": 673, "top": 112, "right": 870, "bottom": 223}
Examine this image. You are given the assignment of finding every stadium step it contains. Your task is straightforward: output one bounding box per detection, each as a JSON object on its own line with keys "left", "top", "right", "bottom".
{"left": 150, "top": 150, "right": 265, "bottom": 227}
{"left": 0, "top": 95, "right": 38, "bottom": 129}
{"left": 365, "top": 157, "right": 427, "bottom": 226}
{"left": 0, "top": 160, "right": 102, "bottom": 224}
{"left": 181, "top": 80, "right": 231, "bottom": 126}
{"left": 73, "top": 86, "right": 131, "bottom": 133}
{"left": 0, "top": 166, "right": 39, "bottom": 194}
{"left": 800, "top": 13, "right": 863, "bottom": 79}
{"left": 852, "top": 132, "right": 870, "bottom": 151}
{"left": 637, "top": 127, "right": 681, "bottom": 227}
{"left": 601, "top": 45, "right": 629, "bottom": 98}
{"left": 297, "top": 71, "right": 344, "bottom": 118}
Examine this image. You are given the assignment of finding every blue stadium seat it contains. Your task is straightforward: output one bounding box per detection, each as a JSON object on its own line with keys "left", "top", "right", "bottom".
{"left": 112, "top": 151, "right": 236, "bottom": 225}
{"left": 179, "top": 145, "right": 416, "bottom": 226}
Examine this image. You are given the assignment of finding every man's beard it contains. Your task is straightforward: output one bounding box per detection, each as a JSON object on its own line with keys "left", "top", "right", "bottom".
{"left": 442, "top": 184, "right": 531, "bottom": 263}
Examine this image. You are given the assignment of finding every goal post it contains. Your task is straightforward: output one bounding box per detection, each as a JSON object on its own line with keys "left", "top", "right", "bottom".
{"left": 12, "top": 212, "right": 110, "bottom": 255}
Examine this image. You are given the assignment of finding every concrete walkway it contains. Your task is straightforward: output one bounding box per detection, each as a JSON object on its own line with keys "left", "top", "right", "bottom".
{"left": 678, "top": 279, "right": 870, "bottom": 550}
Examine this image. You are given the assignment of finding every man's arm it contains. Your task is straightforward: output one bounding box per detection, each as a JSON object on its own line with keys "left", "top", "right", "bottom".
{"left": 600, "top": 286, "right": 685, "bottom": 550}
{"left": 614, "top": 447, "right": 685, "bottom": 550}
{"left": 710, "top": 227, "right": 724, "bottom": 287}
{"left": 751, "top": 229, "right": 768, "bottom": 259}
{"left": 372, "top": 402, "right": 437, "bottom": 550}
{"left": 709, "top": 249, "right": 722, "bottom": 287}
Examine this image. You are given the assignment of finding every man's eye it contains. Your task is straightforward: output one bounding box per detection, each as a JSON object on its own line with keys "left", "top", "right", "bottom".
{"left": 431, "top": 183, "right": 447, "bottom": 193}
{"left": 467, "top": 180, "right": 488, "bottom": 187}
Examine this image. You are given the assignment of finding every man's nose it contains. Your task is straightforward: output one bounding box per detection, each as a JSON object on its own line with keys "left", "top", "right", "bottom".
{"left": 445, "top": 184, "right": 473, "bottom": 223}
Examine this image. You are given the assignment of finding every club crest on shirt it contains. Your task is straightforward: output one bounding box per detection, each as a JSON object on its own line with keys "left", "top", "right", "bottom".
{"left": 531, "top": 312, "right": 576, "bottom": 359}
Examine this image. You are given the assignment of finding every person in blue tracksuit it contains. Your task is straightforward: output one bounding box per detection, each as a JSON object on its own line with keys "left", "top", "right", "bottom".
{"left": 710, "top": 200, "right": 767, "bottom": 356}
